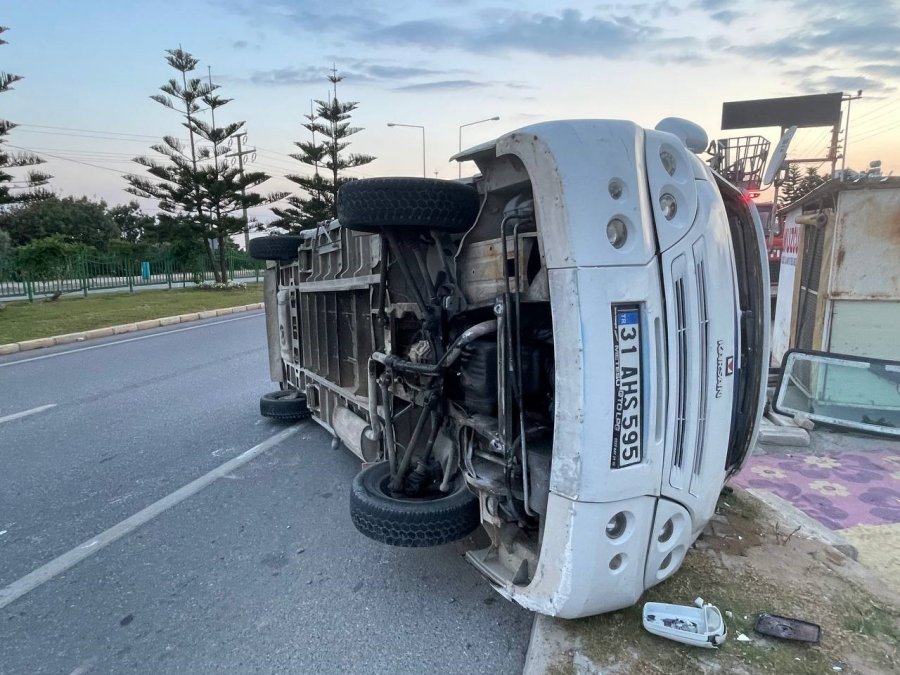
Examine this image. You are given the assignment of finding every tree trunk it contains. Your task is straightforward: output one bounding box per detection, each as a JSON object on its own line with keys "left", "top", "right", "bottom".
{"left": 203, "top": 237, "right": 220, "bottom": 284}
{"left": 217, "top": 234, "right": 228, "bottom": 284}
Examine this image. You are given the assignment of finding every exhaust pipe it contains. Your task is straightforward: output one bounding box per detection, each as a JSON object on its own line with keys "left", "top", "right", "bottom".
{"left": 332, "top": 406, "right": 380, "bottom": 462}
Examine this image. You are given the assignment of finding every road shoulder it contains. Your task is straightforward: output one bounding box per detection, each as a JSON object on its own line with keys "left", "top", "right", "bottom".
{"left": 0, "top": 302, "right": 263, "bottom": 355}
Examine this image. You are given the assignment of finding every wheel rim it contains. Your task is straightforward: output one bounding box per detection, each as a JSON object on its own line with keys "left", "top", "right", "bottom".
{"left": 376, "top": 472, "right": 454, "bottom": 504}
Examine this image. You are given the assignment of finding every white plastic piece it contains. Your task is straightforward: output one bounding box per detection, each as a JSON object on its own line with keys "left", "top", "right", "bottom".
{"left": 655, "top": 117, "right": 709, "bottom": 154}
{"left": 642, "top": 598, "right": 727, "bottom": 648}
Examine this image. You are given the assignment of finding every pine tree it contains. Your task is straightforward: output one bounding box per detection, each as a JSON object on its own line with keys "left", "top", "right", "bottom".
{"left": 272, "top": 68, "right": 375, "bottom": 231}
{"left": 778, "top": 163, "right": 802, "bottom": 208}
{"left": 0, "top": 26, "right": 50, "bottom": 205}
{"left": 797, "top": 166, "right": 826, "bottom": 198}
{"left": 126, "top": 48, "right": 285, "bottom": 282}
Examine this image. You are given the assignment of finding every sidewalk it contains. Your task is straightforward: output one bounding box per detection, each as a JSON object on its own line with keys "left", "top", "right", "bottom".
{"left": 734, "top": 430, "right": 900, "bottom": 594}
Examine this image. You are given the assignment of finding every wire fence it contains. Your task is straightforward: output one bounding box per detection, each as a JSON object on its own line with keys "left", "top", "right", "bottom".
{"left": 0, "top": 250, "right": 263, "bottom": 301}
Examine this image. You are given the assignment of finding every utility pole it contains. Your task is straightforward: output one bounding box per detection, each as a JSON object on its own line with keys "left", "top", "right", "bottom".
{"left": 226, "top": 133, "right": 255, "bottom": 251}
{"left": 841, "top": 90, "right": 863, "bottom": 174}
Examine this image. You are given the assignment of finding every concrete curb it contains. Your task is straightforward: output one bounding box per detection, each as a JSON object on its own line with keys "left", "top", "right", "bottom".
{"left": 523, "top": 614, "right": 570, "bottom": 675}
{"left": 0, "top": 302, "right": 264, "bottom": 355}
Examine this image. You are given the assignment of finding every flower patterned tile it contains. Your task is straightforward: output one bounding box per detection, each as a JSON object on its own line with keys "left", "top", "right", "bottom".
{"left": 733, "top": 452, "right": 900, "bottom": 530}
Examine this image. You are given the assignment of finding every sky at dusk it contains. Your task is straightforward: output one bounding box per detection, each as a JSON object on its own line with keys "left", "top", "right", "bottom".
{"left": 3, "top": 0, "right": 899, "bottom": 221}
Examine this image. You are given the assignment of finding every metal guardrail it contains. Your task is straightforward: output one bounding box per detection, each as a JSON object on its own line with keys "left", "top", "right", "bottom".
{"left": 0, "top": 251, "right": 262, "bottom": 301}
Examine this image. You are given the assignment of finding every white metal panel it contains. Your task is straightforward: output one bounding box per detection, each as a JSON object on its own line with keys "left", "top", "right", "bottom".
{"left": 658, "top": 179, "right": 737, "bottom": 527}
{"left": 829, "top": 299, "right": 900, "bottom": 360}
{"left": 494, "top": 120, "right": 658, "bottom": 269}
{"left": 772, "top": 208, "right": 801, "bottom": 365}
{"left": 547, "top": 262, "right": 667, "bottom": 503}
{"left": 644, "top": 129, "right": 702, "bottom": 251}
{"left": 499, "top": 492, "right": 657, "bottom": 618}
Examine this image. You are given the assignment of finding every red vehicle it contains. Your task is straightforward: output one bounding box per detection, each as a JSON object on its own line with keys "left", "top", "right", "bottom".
{"left": 755, "top": 201, "right": 782, "bottom": 285}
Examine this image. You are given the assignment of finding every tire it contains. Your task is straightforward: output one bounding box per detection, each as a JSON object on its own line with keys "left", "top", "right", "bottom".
{"left": 337, "top": 177, "right": 480, "bottom": 234}
{"left": 350, "top": 462, "right": 480, "bottom": 547}
{"left": 248, "top": 235, "right": 304, "bottom": 262}
{"left": 259, "top": 390, "right": 311, "bottom": 421}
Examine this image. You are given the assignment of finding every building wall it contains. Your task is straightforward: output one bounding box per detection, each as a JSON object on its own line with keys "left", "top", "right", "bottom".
{"left": 772, "top": 185, "right": 900, "bottom": 365}
{"left": 828, "top": 299, "right": 900, "bottom": 360}
{"left": 830, "top": 188, "right": 900, "bottom": 300}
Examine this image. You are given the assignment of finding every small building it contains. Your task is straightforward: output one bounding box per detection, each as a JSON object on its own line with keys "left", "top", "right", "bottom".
{"left": 771, "top": 177, "right": 900, "bottom": 365}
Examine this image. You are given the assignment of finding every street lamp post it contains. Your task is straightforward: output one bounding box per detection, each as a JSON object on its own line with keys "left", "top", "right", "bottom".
{"left": 458, "top": 116, "right": 500, "bottom": 178}
{"left": 387, "top": 122, "right": 426, "bottom": 177}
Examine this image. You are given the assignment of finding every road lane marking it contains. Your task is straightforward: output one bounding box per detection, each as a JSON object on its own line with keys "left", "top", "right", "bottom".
{"left": 0, "top": 404, "right": 57, "bottom": 425}
{"left": 0, "top": 313, "right": 262, "bottom": 368}
{"left": 0, "top": 423, "right": 300, "bottom": 610}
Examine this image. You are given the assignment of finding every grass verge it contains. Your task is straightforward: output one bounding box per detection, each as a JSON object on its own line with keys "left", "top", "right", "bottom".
{"left": 0, "top": 286, "right": 262, "bottom": 343}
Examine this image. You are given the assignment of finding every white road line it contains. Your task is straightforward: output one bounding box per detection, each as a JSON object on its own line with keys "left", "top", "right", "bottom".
{"left": 0, "top": 313, "right": 262, "bottom": 368}
{"left": 0, "top": 423, "right": 300, "bottom": 610}
{"left": 0, "top": 404, "right": 57, "bottom": 425}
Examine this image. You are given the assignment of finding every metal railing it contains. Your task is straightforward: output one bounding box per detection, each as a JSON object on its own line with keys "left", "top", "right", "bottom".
{"left": 0, "top": 250, "right": 262, "bottom": 301}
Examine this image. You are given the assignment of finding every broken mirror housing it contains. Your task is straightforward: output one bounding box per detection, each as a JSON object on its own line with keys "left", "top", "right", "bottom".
{"left": 643, "top": 598, "right": 727, "bottom": 648}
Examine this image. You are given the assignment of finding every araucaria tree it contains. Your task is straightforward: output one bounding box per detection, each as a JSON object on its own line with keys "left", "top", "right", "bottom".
{"left": 0, "top": 26, "right": 51, "bottom": 205}
{"left": 778, "top": 164, "right": 826, "bottom": 208}
{"left": 126, "top": 48, "right": 285, "bottom": 282}
{"left": 273, "top": 68, "right": 375, "bottom": 231}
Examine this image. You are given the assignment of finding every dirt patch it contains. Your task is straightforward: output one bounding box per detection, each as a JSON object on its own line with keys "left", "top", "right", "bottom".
{"left": 548, "top": 489, "right": 900, "bottom": 675}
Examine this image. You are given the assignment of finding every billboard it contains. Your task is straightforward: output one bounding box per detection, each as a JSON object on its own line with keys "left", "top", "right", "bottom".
{"left": 721, "top": 93, "right": 843, "bottom": 130}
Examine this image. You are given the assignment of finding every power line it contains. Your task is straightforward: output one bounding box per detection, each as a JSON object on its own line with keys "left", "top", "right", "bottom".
{"left": 851, "top": 105, "right": 900, "bottom": 133}
{"left": 852, "top": 97, "right": 900, "bottom": 123}
{"left": 791, "top": 129, "right": 829, "bottom": 158}
{"left": 17, "top": 145, "right": 140, "bottom": 159}
{"left": 851, "top": 121, "right": 900, "bottom": 145}
{"left": 7, "top": 144, "right": 129, "bottom": 175}
{"left": 14, "top": 129, "right": 156, "bottom": 143}
{"left": 17, "top": 123, "right": 159, "bottom": 139}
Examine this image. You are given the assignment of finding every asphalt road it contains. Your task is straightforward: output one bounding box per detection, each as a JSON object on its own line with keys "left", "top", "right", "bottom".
{"left": 0, "top": 313, "right": 532, "bottom": 674}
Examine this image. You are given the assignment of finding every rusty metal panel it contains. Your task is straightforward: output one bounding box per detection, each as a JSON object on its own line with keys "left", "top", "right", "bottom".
{"left": 830, "top": 187, "right": 900, "bottom": 300}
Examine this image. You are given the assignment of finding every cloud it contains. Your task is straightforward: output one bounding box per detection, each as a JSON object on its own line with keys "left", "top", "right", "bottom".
{"left": 236, "top": 66, "right": 340, "bottom": 87}
{"left": 745, "top": 0, "right": 900, "bottom": 63}
{"left": 811, "top": 75, "right": 892, "bottom": 94}
{"left": 232, "top": 39, "right": 249, "bottom": 49}
{"left": 395, "top": 79, "right": 491, "bottom": 92}
{"left": 710, "top": 9, "right": 741, "bottom": 25}
{"left": 394, "top": 79, "right": 533, "bottom": 93}
{"left": 667, "top": 50, "right": 712, "bottom": 65}
{"left": 693, "top": 0, "right": 731, "bottom": 10}
{"left": 337, "top": 58, "right": 455, "bottom": 80}
{"left": 365, "top": 10, "right": 664, "bottom": 57}
{"left": 612, "top": 2, "right": 681, "bottom": 20}
{"left": 227, "top": 2, "right": 700, "bottom": 61}
{"left": 867, "top": 62, "right": 900, "bottom": 80}
{"left": 230, "top": 59, "right": 470, "bottom": 88}
{"left": 787, "top": 65, "right": 895, "bottom": 95}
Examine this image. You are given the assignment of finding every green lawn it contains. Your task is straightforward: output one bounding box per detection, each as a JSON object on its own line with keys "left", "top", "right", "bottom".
{"left": 0, "top": 286, "right": 263, "bottom": 344}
